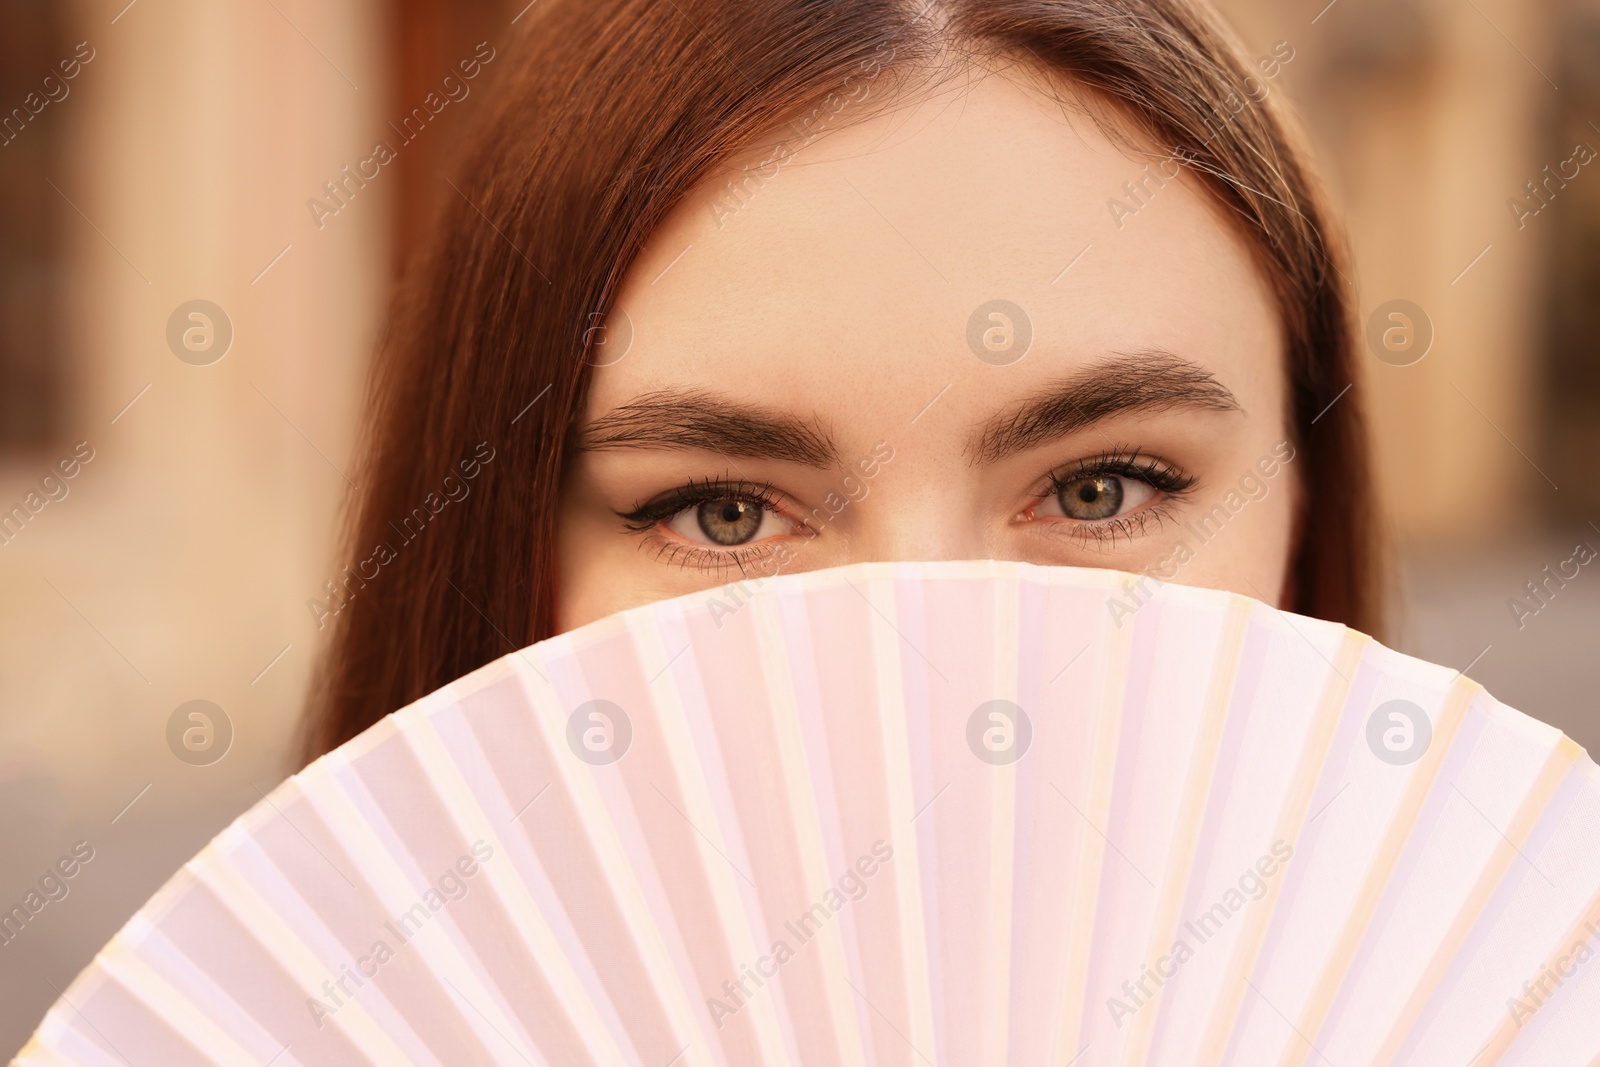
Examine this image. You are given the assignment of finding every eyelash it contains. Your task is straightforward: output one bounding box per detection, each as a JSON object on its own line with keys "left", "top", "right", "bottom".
{"left": 617, "top": 452, "right": 1200, "bottom": 567}
{"left": 1034, "top": 448, "right": 1198, "bottom": 545}
{"left": 619, "top": 476, "right": 798, "bottom": 574}
{"left": 619, "top": 475, "right": 788, "bottom": 533}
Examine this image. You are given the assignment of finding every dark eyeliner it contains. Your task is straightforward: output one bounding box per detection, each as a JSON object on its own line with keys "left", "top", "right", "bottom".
{"left": 1043, "top": 449, "right": 1197, "bottom": 499}
{"left": 617, "top": 475, "right": 782, "bottom": 533}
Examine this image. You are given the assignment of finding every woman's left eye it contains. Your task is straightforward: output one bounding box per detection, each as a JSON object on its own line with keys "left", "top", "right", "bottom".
{"left": 1024, "top": 453, "right": 1194, "bottom": 529}
{"left": 1030, "top": 468, "right": 1171, "bottom": 525}
{"left": 665, "top": 498, "right": 790, "bottom": 546}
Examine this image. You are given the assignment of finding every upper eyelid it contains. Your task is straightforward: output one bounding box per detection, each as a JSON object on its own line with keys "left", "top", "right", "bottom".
{"left": 1039, "top": 453, "right": 1195, "bottom": 494}
{"left": 1048, "top": 449, "right": 1167, "bottom": 475}
{"left": 622, "top": 478, "right": 782, "bottom": 519}
{"left": 622, "top": 480, "right": 811, "bottom": 539}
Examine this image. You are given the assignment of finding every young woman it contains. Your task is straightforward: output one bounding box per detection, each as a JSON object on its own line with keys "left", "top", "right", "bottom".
{"left": 299, "top": 0, "right": 1379, "bottom": 763}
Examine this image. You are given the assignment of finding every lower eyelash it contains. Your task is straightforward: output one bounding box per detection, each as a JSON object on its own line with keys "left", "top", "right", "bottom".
{"left": 639, "top": 532, "right": 792, "bottom": 576}
{"left": 1050, "top": 501, "right": 1177, "bottom": 547}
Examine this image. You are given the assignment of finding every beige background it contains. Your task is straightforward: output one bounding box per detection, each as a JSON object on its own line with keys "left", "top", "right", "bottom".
{"left": 2, "top": 0, "right": 1596, "bottom": 1055}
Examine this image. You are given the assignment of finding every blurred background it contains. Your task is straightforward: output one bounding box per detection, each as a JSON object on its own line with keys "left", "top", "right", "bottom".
{"left": 0, "top": 0, "right": 1596, "bottom": 1054}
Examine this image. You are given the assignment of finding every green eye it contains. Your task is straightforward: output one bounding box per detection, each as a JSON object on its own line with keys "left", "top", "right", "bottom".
{"left": 1058, "top": 475, "right": 1128, "bottom": 520}
{"left": 621, "top": 477, "right": 797, "bottom": 552}
{"left": 1036, "top": 452, "right": 1192, "bottom": 529}
{"left": 696, "top": 499, "right": 765, "bottom": 545}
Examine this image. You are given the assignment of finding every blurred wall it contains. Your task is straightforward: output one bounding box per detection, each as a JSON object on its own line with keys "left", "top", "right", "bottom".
{"left": 0, "top": 0, "right": 385, "bottom": 1051}
{"left": 1216, "top": 0, "right": 1554, "bottom": 545}
{"left": 1214, "top": 0, "right": 1600, "bottom": 758}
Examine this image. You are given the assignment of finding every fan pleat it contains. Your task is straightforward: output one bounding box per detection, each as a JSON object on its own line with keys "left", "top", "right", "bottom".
{"left": 16, "top": 561, "right": 1600, "bottom": 1066}
{"left": 1113, "top": 595, "right": 1258, "bottom": 1067}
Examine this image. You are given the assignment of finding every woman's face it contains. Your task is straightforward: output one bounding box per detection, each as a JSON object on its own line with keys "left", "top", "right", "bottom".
{"left": 557, "top": 65, "right": 1296, "bottom": 632}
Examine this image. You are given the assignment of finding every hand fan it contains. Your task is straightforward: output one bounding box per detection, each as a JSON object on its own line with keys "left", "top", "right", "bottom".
{"left": 16, "top": 560, "right": 1600, "bottom": 1066}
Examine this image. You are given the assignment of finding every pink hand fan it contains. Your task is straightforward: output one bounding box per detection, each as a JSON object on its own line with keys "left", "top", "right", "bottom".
{"left": 15, "top": 560, "right": 1600, "bottom": 1066}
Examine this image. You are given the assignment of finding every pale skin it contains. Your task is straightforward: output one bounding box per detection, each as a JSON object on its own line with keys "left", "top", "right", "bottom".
{"left": 557, "top": 62, "right": 1297, "bottom": 632}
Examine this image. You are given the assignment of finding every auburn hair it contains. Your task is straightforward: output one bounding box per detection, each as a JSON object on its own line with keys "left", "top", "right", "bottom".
{"left": 298, "top": 0, "right": 1382, "bottom": 764}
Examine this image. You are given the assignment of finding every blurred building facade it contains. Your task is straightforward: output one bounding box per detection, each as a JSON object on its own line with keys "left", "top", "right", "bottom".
{"left": 1, "top": 0, "right": 1596, "bottom": 1055}
{"left": 1216, "top": 0, "right": 1600, "bottom": 763}
{"left": 0, "top": 0, "right": 391, "bottom": 1050}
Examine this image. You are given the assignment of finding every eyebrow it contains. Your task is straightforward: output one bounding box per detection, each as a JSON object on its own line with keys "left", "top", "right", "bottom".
{"left": 576, "top": 389, "right": 838, "bottom": 467}
{"left": 969, "top": 350, "right": 1242, "bottom": 464}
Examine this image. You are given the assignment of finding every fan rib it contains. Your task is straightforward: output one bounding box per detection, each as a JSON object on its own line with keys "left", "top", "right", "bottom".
{"left": 1050, "top": 606, "right": 1137, "bottom": 1060}
{"left": 1118, "top": 594, "right": 1256, "bottom": 1066}
{"left": 1191, "top": 626, "right": 1370, "bottom": 1067}
{"left": 1271, "top": 676, "right": 1483, "bottom": 1067}
{"left": 1369, "top": 735, "right": 1586, "bottom": 1067}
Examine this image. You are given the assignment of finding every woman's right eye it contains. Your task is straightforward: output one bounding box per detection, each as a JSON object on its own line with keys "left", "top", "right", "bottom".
{"left": 665, "top": 498, "right": 792, "bottom": 546}
{"left": 1047, "top": 473, "right": 1157, "bottom": 521}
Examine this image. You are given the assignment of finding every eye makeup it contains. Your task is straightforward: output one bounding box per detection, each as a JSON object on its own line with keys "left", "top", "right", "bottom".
{"left": 1023, "top": 447, "right": 1198, "bottom": 546}
{"left": 611, "top": 445, "right": 1201, "bottom": 573}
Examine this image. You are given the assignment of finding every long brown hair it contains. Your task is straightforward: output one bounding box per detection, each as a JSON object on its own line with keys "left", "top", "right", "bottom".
{"left": 298, "top": 0, "right": 1382, "bottom": 764}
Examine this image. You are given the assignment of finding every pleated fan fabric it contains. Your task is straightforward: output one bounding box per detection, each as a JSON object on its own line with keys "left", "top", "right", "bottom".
{"left": 15, "top": 560, "right": 1600, "bottom": 1066}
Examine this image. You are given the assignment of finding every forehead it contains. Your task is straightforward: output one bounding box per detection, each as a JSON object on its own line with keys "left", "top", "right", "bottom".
{"left": 591, "top": 64, "right": 1283, "bottom": 431}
